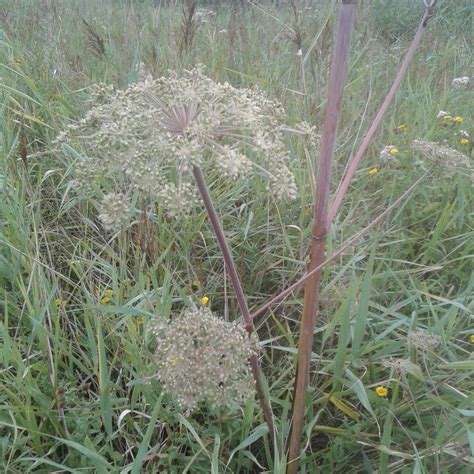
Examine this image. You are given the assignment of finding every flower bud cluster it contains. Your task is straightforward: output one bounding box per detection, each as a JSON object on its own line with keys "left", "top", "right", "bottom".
{"left": 152, "top": 308, "right": 256, "bottom": 410}
{"left": 56, "top": 66, "right": 304, "bottom": 223}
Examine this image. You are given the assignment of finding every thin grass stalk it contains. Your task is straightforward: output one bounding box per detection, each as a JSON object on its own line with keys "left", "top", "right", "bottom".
{"left": 286, "top": 1, "right": 357, "bottom": 472}
{"left": 250, "top": 170, "right": 429, "bottom": 321}
{"left": 191, "top": 165, "right": 275, "bottom": 438}
{"left": 328, "top": 7, "right": 433, "bottom": 224}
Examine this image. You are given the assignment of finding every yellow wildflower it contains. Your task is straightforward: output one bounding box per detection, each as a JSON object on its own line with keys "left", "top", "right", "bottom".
{"left": 368, "top": 168, "right": 379, "bottom": 175}
{"left": 191, "top": 280, "right": 201, "bottom": 289}
{"left": 470, "top": 335, "right": 474, "bottom": 343}
{"left": 442, "top": 115, "right": 452, "bottom": 120}
{"left": 389, "top": 147, "right": 398, "bottom": 155}
{"left": 100, "top": 296, "right": 111, "bottom": 304}
{"left": 55, "top": 298, "right": 63, "bottom": 307}
{"left": 396, "top": 124, "right": 408, "bottom": 132}
{"left": 460, "top": 138, "right": 469, "bottom": 145}
{"left": 104, "top": 289, "right": 113, "bottom": 297}
{"left": 453, "top": 116, "right": 463, "bottom": 123}
{"left": 375, "top": 386, "right": 388, "bottom": 397}
{"left": 200, "top": 296, "right": 209, "bottom": 305}
{"left": 14, "top": 57, "right": 22, "bottom": 65}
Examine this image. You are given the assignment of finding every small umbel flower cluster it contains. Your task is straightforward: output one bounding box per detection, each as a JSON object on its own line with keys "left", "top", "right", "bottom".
{"left": 411, "top": 139, "right": 471, "bottom": 175}
{"left": 56, "top": 66, "right": 304, "bottom": 226}
{"left": 407, "top": 329, "right": 441, "bottom": 352}
{"left": 98, "top": 192, "right": 131, "bottom": 231}
{"left": 382, "top": 357, "right": 412, "bottom": 375}
{"left": 152, "top": 307, "right": 256, "bottom": 410}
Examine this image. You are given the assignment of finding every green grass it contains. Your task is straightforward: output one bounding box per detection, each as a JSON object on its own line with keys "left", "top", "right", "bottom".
{"left": 0, "top": 0, "right": 473, "bottom": 472}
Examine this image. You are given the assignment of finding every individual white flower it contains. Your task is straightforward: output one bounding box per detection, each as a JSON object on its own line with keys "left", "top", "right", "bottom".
{"left": 380, "top": 145, "right": 399, "bottom": 160}
{"left": 436, "top": 110, "right": 451, "bottom": 119}
{"left": 460, "top": 130, "right": 469, "bottom": 138}
{"left": 451, "top": 76, "right": 470, "bottom": 89}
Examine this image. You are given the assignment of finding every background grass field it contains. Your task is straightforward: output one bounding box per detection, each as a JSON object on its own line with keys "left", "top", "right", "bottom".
{"left": 0, "top": 0, "right": 472, "bottom": 472}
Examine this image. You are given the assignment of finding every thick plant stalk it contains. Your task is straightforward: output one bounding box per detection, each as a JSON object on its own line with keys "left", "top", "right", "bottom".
{"left": 192, "top": 165, "right": 274, "bottom": 437}
{"left": 286, "top": 1, "right": 357, "bottom": 472}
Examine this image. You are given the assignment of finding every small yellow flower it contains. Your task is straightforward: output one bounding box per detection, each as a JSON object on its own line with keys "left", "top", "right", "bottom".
{"left": 396, "top": 124, "right": 408, "bottom": 132}
{"left": 100, "top": 296, "right": 111, "bottom": 304}
{"left": 55, "top": 298, "right": 63, "bottom": 307}
{"left": 368, "top": 168, "right": 379, "bottom": 175}
{"left": 442, "top": 115, "right": 452, "bottom": 120}
{"left": 104, "top": 289, "right": 113, "bottom": 297}
{"left": 470, "top": 334, "right": 474, "bottom": 343}
{"left": 453, "top": 116, "right": 463, "bottom": 123}
{"left": 460, "top": 138, "right": 469, "bottom": 145}
{"left": 375, "top": 386, "right": 388, "bottom": 397}
{"left": 200, "top": 296, "right": 209, "bottom": 305}
{"left": 389, "top": 147, "right": 398, "bottom": 155}
{"left": 14, "top": 57, "right": 22, "bottom": 65}
{"left": 191, "top": 279, "right": 201, "bottom": 289}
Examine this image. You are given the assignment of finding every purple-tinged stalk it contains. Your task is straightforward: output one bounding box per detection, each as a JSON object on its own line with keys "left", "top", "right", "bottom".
{"left": 328, "top": 6, "right": 434, "bottom": 224}
{"left": 286, "top": 2, "right": 357, "bottom": 472}
{"left": 192, "top": 165, "right": 275, "bottom": 438}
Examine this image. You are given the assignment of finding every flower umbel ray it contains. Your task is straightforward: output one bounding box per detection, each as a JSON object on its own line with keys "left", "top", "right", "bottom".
{"left": 161, "top": 101, "right": 201, "bottom": 135}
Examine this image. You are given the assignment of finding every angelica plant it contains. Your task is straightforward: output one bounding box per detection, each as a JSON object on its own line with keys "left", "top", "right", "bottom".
{"left": 56, "top": 66, "right": 312, "bottom": 231}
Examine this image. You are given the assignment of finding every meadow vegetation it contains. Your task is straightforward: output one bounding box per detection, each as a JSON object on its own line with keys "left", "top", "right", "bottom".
{"left": 0, "top": 0, "right": 472, "bottom": 472}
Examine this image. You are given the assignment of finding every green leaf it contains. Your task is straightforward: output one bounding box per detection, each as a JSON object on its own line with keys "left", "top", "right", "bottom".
{"left": 226, "top": 424, "right": 269, "bottom": 468}
{"left": 344, "top": 369, "right": 376, "bottom": 418}
{"left": 177, "top": 414, "right": 210, "bottom": 458}
{"left": 131, "top": 400, "right": 163, "bottom": 474}
{"left": 211, "top": 434, "right": 221, "bottom": 474}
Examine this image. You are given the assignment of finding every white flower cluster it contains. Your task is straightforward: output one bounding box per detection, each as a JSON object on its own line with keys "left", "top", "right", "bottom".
{"left": 152, "top": 307, "right": 256, "bottom": 410}
{"left": 382, "top": 357, "right": 412, "bottom": 375}
{"left": 407, "top": 329, "right": 441, "bottom": 352}
{"left": 56, "top": 66, "right": 302, "bottom": 222}
{"left": 98, "top": 192, "right": 131, "bottom": 231}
